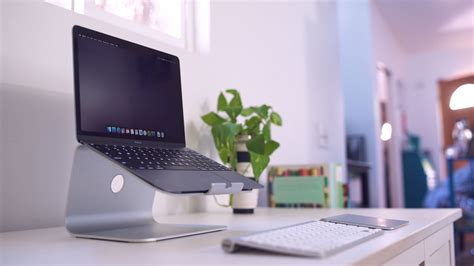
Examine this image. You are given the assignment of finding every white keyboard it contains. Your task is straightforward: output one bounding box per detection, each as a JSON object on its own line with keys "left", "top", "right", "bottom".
{"left": 222, "top": 220, "right": 383, "bottom": 258}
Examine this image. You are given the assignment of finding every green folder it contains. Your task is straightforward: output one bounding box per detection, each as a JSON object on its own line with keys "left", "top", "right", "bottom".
{"left": 273, "top": 176, "right": 325, "bottom": 205}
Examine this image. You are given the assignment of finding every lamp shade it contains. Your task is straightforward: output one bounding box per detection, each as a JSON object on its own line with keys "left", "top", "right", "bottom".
{"left": 449, "top": 83, "right": 474, "bottom": 110}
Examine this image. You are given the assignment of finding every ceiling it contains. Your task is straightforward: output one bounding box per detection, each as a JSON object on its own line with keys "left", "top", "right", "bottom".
{"left": 375, "top": 0, "right": 474, "bottom": 54}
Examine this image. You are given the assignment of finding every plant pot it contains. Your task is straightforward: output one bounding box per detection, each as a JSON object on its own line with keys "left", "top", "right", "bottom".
{"left": 232, "top": 135, "right": 259, "bottom": 214}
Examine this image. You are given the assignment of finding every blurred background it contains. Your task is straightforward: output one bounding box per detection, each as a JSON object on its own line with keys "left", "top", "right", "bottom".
{"left": 0, "top": 0, "right": 473, "bottom": 263}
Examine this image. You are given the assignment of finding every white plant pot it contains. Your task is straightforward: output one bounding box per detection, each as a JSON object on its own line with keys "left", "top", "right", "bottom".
{"left": 232, "top": 135, "right": 259, "bottom": 214}
{"left": 233, "top": 189, "right": 259, "bottom": 214}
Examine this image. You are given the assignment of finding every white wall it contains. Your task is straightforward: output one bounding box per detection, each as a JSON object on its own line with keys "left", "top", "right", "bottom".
{"left": 0, "top": 0, "right": 4, "bottom": 231}
{"left": 337, "top": 0, "right": 386, "bottom": 207}
{"left": 371, "top": 3, "right": 406, "bottom": 207}
{"left": 0, "top": 0, "right": 345, "bottom": 231}
{"left": 371, "top": 4, "right": 405, "bottom": 75}
{"left": 403, "top": 47, "right": 474, "bottom": 179}
{"left": 337, "top": 0, "right": 413, "bottom": 208}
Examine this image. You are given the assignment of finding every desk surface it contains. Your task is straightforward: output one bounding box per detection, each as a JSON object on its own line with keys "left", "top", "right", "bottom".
{"left": 0, "top": 208, "right": 461, "bottom": 265}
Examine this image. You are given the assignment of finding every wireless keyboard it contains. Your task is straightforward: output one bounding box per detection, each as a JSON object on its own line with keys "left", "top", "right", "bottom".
{"left": 222, "top": 220, "right": 383, "bottom": 258}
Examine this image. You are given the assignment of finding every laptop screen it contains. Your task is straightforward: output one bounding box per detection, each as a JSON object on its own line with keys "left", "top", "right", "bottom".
{"left": 73, "top": 26, "right": 185, "bottom": 144}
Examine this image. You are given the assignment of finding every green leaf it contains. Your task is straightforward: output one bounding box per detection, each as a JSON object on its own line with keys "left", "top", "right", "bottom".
{"left": 210, "top": 123, "right": 241, "bottom": 168}
{"left": 256, "top": 105, "right": 270, "bottom": 119}
{"left": 249, "top": 152, "right": 270, "bottom": 179}
{"left": 212, "top": 123, "right": 241, "bottom": 145}
{"left": 245, "top": 116, "right": 261, "bottom": 132}
{"left": 201, "top": 112, "right": 226, "bottom": 126}
{"left": 246, "top": 134, "right": 265, "bottom": 155}
{"left": 226, "top": 89, "right": 243, "bottom": 108}
{"left": 270, "top": 112, "right": 282, "bottom": 126}
{"left": 222, "top": 89, "right": 243, "bottom": 122}
{"left": 225, "top": 88, "right": 239, "bottom": 98}
{"left": 241, "top": 107, "right": 254, "bottom": 117}
{"left": 217, "top": 92, "right": 228, "bottom": 111}
{"left": 211, "top": 125, "right": 227, "bottom": 161}
{"left": 216, "top": 147, "right": 230, "bottom": 165}
{"left": 225, "top": 123, "right": 242, "bottom": 138}
{"left": 265, "top": 140, "right": 280, "bottom": 155}
{"left": 262, "top": 122, "right": 271, "bottom": 141}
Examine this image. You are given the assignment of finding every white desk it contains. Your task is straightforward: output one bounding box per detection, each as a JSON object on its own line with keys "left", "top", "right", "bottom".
{"left": 0, "top": 208, "right": 461, "bottom": 265}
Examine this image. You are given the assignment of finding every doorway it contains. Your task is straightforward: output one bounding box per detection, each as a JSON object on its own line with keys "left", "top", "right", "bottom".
{"left": 438, "top": 75, "right": 474, "bottom": 172}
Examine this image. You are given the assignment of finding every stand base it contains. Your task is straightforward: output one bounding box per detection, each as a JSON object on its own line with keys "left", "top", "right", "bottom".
{"left": 72, "top": 222, "right": 226, "bottom": 243}
{"left": 67, "top": 146, "right": 228, "bottom": 243}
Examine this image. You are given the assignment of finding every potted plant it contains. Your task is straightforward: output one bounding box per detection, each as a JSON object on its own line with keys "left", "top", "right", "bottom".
{"left": 201, "top": 89, "right": 282, "bottom": 213}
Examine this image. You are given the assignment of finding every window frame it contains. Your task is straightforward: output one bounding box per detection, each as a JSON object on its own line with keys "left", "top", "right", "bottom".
{"left": 45, "top": 0, "right": 194, "bottom": 50}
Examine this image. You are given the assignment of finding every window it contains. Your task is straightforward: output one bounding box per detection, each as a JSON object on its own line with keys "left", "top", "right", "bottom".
{"left": 93, "top": 0, "right": 183, "bottom": 39}
{"left": 45, "top": 0, "right": 190, "bottom": 49}
{"left": 449, "top": 83, "right": 474, "bottom": 110}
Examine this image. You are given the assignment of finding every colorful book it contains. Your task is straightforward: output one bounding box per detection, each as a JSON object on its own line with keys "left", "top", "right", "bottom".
{"left": 267, "top": 164, "right": 348, "bottom": 208}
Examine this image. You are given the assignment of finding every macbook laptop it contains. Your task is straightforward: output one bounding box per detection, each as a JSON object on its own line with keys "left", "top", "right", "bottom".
{"left": 72, "top": 25, "right": 262, "bottom": 194}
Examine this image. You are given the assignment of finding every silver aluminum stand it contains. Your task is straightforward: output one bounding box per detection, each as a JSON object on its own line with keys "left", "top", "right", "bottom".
{"left": 65, "top": 145, "right": 243, "bottom": 242}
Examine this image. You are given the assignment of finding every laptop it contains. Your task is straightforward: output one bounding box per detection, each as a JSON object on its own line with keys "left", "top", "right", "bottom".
{"left": 72, "top": 25, "right": 262, "bottom": 194}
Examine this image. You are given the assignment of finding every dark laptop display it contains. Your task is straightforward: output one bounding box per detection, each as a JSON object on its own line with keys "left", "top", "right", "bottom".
{"left": 74, "top": 27, "right": 185, "bottom": 144}
{"left": 72, "top": 26, "right": 262, "bottom": 194}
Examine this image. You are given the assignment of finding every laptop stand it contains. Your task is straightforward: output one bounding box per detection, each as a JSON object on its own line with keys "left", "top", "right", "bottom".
{"left": 65, "top": 145, "right": 244, "bottom": 242}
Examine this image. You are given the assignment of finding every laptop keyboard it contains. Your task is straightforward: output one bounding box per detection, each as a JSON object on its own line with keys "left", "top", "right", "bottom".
{"left": 89, "top": 144, "right": 230, "bottom": 171}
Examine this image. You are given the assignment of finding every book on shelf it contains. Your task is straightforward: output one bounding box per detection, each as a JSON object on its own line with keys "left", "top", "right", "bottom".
{"left": 267, "top": 164, "right": 348, "bottom": 208}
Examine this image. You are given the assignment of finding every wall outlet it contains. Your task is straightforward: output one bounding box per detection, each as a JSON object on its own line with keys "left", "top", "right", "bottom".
{"left": 317, "top": 123, "right": 329, "bottom": 149}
